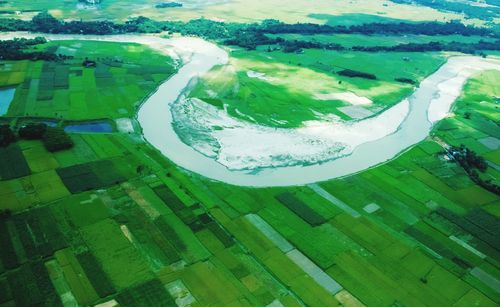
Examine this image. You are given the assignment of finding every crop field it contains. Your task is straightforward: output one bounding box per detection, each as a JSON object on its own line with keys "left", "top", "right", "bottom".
{"left": 190, "top": 47, "right": 445, "bottom": 127}
{"left": 2, "top": 40, "right": 175, "bottom": 121}
{"left": 0, "top": 5, "right": 500, "bottom": 306}
{"left": 1, "top": 68, "right": 499, "bottom": 304}
{"left": 0, "top": 0, "right": 465, "bottom": 24}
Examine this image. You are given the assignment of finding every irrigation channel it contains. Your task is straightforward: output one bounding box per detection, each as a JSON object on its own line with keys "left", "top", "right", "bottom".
{"left": 1, "top": 32, "right": 499, "bottom": 187}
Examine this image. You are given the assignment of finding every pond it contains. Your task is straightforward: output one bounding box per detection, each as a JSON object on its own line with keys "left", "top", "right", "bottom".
{"left": 64, "top": 122, "right": 113, "bottom": 133}
{"left": 0, "top": 87, "right": 15, "bottom": 116}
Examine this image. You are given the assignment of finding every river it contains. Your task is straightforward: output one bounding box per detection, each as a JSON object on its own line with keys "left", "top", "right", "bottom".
{"left": 0, "top": 32, "right": 499, "bottom": 187}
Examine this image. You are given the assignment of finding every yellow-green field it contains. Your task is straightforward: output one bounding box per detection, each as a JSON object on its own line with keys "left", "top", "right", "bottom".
{"left": 1, "top": 0, "right": 472, "bottom": 24}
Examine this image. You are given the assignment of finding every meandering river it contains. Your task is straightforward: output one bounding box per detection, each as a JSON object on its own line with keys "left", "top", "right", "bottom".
{"left": 1, "top": 32, "right": 499, "bottom": 186}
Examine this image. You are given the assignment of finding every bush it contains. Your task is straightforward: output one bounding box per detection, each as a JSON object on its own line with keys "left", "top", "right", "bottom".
{"left": 395, "top": 77, "right": 416, "bottom": 85}
{"left": 0, "top": 125, "right": 15, "bottom": 147}
{"left": 338, "top": 69, "right": 377, "bottom": 80}
{"left": 18, "top": 123, "right": 47, "bottom": 140}
{"left": 41, "top": 127, "right": 73, "bottom": 152}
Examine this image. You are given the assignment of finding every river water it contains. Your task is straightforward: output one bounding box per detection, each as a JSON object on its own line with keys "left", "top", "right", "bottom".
{"left": 1, "top": 32, "right": 498, "bottom": 186}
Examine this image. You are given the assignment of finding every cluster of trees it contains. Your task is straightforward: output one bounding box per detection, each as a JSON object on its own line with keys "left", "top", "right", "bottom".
{"left": 280, "top": 39, "right": 344, "bottom": 53}
{"left": 0, "top": 37, "right": 62, "bottom": 61}
{"left": 19, "top": 123, "right": 74, "bottom": 152}
{"left": 1, "top": 12, "right": 498, "bottom": 38}
{"left": 395, "top": 77, "right": 416, "bottom": 84}
{"left": 42, "top": 126, "right": 74, "bottom": 152}
{"left": 0, "top": 123, "right": 74, "bottom": 152}
{"left": 0, "top": 125, "right": 15, "bottom": 147}
{"left": 338, "top": 69, "right": 377, "bottom": 80}
{"left": 155, "top": 2, "right": 182, "bottom": 9}
{"left": 448, "top": 145, "right": 499, "bottom": 196}
{"left": 352, "top": 40, "right": 500, "bottom": 54}
{"left": 0, "top": 13, "right": 498, "bottom": 54}
{"left": 258, "top": 19, "right": 496, "bottom": 37}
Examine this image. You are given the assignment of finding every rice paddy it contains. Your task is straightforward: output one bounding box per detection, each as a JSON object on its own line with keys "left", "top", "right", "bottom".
{"left": 0, "top": 6, "right": 499, "bottom": 306}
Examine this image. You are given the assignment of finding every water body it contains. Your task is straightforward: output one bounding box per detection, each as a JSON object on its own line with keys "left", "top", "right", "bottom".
{"left": 0, "top": 87, "right": 15, "bottom": 116}
{"left": 0, "top": 32, "right": 498, "bottom": 186}
{"left": 137, "top": 39, "right": 499, "bottom": 186}
{"left": 64, "top": 121, "right": 113, "bottom": 133}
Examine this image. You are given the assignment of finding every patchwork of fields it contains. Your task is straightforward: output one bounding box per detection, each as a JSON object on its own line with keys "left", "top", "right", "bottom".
{"left": 0, "top": 0, "right": 468, "bottom": 24}
{"left": 0, "top": 40, "right": 175, "bottom": 121}
{"left": 0, "top": 35, "right": 499, "bottom": 307}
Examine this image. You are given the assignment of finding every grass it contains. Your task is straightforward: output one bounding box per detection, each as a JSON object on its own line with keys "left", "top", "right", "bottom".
{"left": 190, "top": 47, "right": 445, "bottom": 127}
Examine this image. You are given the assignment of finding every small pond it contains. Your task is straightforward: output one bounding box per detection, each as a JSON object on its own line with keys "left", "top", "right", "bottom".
{"left": 0, "top": 87, "right": 15, "bottom": 116}
{"left": 64, "top": 122, "right": 113, "bottom": 133}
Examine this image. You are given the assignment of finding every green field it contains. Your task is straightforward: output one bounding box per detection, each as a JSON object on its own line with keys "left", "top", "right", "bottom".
{"left": 1, "top": 2, "right": 499, "bottom": 305}
{"left": 2, "top": 40, "right": 175, "bottom": 121}
{"left": 1, "top": 63, "right": 499, "bottom": 305}
{"left": 190, "top": 46, "right": 445, "bottom": 127}
{"left": 0, "top": 0, "right": 467, "bottom": 24}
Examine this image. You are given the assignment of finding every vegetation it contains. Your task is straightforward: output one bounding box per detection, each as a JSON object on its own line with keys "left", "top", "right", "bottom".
{"left": 391, "top": 0, "right": 500, "bottom": 21}
{"left": 275, "top": 192, "right": 326, "bottom": 226}
{"left": 18, "top": 123, "right": 47, "bottom": 139}
{"left": 0, "top": 144, "right": 30, "bottom": 180}
{"left": 0, "top": 37, "right": 61, "bottom": 61}
{"left": 155, "top": 2, "right": 182, "bottom": 9}
{"left": 0, "top": 5, "right": 499, "bottom": 307}
{"left": 1, "top": 13, "right": 498, "bottom": 55}
{"left": 395, "top": 77, "right": 416, "bottom": 84}
{"left": 351, "top": 40, "right": 500, "bottom": 54}
{"left": 338, "top": 69, "right": 377, "bottom": 80}
{"left": 0, "top": 124, "right": 15, "bottom": 147}
{"left": 448, "top": 145, "right": 499, "bottom": 196}
{"left": 41, "top": 127, "right": 74, "bottom": 152}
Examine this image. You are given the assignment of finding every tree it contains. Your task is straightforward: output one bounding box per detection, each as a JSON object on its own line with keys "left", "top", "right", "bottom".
{"left": 42, "top": 127, "right": 74, "bottom": 152}
{"left": 32, "top": 12, "right": 61, "bottom": 33}
{"left": 18, "top": 123, "right": 47, "bottom": 139}
{"left": 0, "top": 125, "right": 15, "bottom": 147}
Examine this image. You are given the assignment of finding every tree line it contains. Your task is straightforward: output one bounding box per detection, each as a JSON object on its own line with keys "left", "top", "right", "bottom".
{"left": 1, "top": 12, "right": 498, "bottom": 38}
{"left": 0, "top": 37, "right": 66, "bottom": 61}
{"left": 0, "top": 123, "right": 74, "bottom": 152}
{"left": 0, "top": 13, "right": 498, "bottom": 55}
